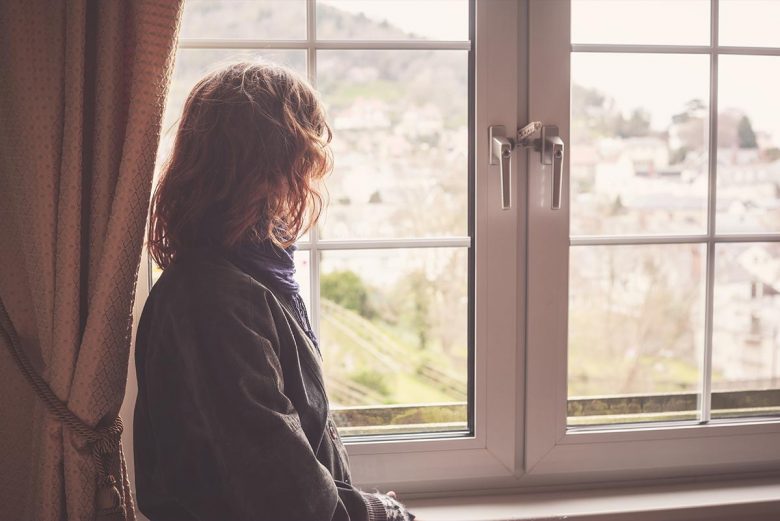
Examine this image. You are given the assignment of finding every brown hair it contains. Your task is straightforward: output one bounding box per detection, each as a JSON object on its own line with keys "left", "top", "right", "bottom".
{"left": 148, "top": 61, "right": 332, "bottom": 269}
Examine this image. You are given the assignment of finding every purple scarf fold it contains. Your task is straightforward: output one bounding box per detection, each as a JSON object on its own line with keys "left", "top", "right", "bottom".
{"left": 231, "top": 240, "right": 319, "bottom": 353}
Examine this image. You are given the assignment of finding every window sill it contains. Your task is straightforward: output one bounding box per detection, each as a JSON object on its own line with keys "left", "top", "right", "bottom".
{"left": 403, "top": 476, "right": 780, "bottom": 521}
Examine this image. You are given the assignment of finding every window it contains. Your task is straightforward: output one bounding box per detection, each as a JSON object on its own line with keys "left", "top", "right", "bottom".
{"left": 133, "top": 0, "right": 523, "bottom": 493}
{"left": 155, "top": 0, "right": 473, "bottom": 440}
{"left": 526, "top": 0, "right": 780, "bottom": 480}
{"left": 128, "top": 0, "right": 779, "bottom": 498}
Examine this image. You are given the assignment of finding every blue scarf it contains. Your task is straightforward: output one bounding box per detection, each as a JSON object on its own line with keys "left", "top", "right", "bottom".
{"left": 230, "top": 240, "right": 319, "bottom": 353}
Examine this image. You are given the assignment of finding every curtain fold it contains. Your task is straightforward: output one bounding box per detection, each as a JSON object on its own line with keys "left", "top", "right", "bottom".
{"left": 0, "top": 1, "right": 183, "bottom": 519}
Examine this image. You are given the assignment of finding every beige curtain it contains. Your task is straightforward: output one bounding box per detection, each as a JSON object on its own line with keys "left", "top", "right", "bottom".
{"left": 0, "top": 1, "right": 182, "bottom": 519}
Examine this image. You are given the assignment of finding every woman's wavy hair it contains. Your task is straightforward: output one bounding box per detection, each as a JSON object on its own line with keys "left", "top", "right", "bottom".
{"left": 148, "top": 61, "right": 333, "bottom": 269}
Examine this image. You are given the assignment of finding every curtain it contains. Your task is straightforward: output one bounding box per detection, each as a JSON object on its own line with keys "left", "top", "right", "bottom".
{"left": 0, "top": 1, "right": 182, "bottom": 519}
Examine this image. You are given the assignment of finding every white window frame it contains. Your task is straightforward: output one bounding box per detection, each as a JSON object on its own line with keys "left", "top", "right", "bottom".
{"left": 124, "top": 0, "right": 526, "bottom": 497}
{"left": 301, "top": 0, "right": 521, "bottom": 492}
{"left": 122, "top": 0, "right": 780, "bottom": 501}
{"left": 343, "top": 0, "right": 525, "bottom": 493}
{"left": 524, "top": 0, "right": 780, "bottom": 487}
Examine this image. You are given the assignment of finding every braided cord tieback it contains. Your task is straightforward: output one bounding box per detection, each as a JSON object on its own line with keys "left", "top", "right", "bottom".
{"left": 92, "top": 417, "right": 126, "bottom": 519}
{"left": 0, "top": 297, "right": 127, "bottom": 520}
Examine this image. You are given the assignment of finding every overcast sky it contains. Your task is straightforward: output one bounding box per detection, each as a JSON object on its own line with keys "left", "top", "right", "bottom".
{"left": 572, "top": 0, "right": 780, "bottom": 143}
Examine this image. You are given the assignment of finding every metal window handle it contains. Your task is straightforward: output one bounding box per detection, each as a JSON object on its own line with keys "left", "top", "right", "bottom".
{"left": 489, "top": 125, "right": 512, "bottom": 210}
{"left": 539, "top": 125, "right": 564, "bottom": 210}
{"left": 488, "top": 122, "right": 564, "bottom": 211}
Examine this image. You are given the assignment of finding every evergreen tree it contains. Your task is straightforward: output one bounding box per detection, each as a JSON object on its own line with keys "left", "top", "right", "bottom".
{"left": 738, "top": 115, "right": 758, "bottom": 149}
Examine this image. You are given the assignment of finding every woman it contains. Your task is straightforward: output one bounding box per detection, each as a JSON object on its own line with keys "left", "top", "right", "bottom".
{"left": 133, "top": 62, "right": 414, "bottom": 521}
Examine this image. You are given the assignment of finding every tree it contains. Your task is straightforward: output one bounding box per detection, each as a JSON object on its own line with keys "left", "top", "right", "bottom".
{"left": 384, "top": 269, "right": 433, "bottom": 351}
{"left": 400, "top": 270, "right": 431, "bottom": 351}
{"left": 672, "top": 98, "right": 707, "bottom": 123}
{"left": 571, "top": 83, "right": 654, "bottom": 141}
{"left": 610, "top": 195, "right": 625, "bottom": 216}
{"left": 617, "top": 108, "right": 652, "bottom": 138}
{"left": 321, "top": 270, "right": 374, "bottom": 318}
{"left": 670, "top": 99, "right": 707, "bottom": 152}
{"left": 737, "top": 115, "right": 758, "bottom": 149}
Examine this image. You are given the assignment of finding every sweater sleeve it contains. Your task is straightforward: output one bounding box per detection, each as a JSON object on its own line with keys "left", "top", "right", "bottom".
{"left": 138, "top": 277, "right": 387, "bottom": 521}
{"left": 362, "top": 493, "right": 415, "bottom": 521}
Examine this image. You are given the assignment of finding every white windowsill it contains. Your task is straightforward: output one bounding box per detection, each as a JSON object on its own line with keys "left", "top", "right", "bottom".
{"left": 403, "top": 476, "right": 780, "bottom": 521}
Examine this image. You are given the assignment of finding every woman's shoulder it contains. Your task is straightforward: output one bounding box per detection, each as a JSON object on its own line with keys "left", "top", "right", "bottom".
{"left": 147, "top": 248, "right": 281, "bottom": 320}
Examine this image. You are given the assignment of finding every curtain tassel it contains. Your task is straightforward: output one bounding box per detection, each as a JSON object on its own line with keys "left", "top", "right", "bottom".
{"left": 93, "top": 417, "right": 126, "bottom": 520}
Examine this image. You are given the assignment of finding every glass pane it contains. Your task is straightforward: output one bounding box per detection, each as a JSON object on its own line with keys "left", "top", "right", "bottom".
{"left": 720, "top": 0, "right": 780, "bottom": 48}
{"left": 570, "top": 53, "right": 710, "bottom": 236}
{"left": 712, "top": 243, "right": 780, "bottom": 419}
{"left": 317, "top": 50, "right": 468, "bottom": 239}
{"left": 151, "top": 262, "right": 163, "bottom": 285}
{"left": 571, "top": 0, "right": 709, "bottom": 45}
{"left": 180, "top": 0, "right": 306, "bottom": 40}
{"left": 716, "top": 55, "right": 780, "bottom": 234}
{"left": 158, "top": 49, "right": 307, "bottom": 168}
{"left": 317, "top": 0, "right": 468, "bottom": 41}
{"left": 293, "top": 249, "right": 312, "bottom": 314}
{"left": 568, "top": 244, "right": 706, "bottom": 426}
{"left": 319, "top": 248, "right": 468, "bottom": 435}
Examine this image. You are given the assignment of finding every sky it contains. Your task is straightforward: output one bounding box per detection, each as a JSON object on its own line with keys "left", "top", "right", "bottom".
{"left": 319, "top": 0, "right": 468, "bottom": 41}
{"left": 571, "top": 0, "right": 780, "bottom": 143}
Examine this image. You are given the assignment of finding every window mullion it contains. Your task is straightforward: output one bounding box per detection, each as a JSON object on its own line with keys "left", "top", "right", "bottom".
{"left": 701, "top": 242, "right": 715, "bottom": 424}
{"left": 570, "top": 43, "right": 711, "bottom": 54}
{"left": 700, "top": 0, "right": 720, "bottom": 424}
{"left": 297, "top": 237, "right": 472, "bottom": 250}
{"left": 570, "top": 235, "right": 709, "bottom": 247}
{"left": 306, "top": 0, "right": 321, "bottom": 336}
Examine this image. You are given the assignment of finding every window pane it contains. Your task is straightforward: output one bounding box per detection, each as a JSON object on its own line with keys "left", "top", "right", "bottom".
{"left": 570, "top": 53, "right": 710, "bottom": 236}
{"left": 720, "top": 0, "right": 780, "bottom": 48}
{"left": 571, "top": 0, "right": 709, "bottom": 46}
{"left": 319, "top": 248, "right": 468, "bottom": 435}
{"left": 713, "top": 243, "right": 780, "bottom": 419}
{"left": 294, "top": 249, "right": 312, "bottom": 314}
{"left": 317, "top": 0, "right": 468, "bottom": 41}
{"left": 568, "top": 244, "right": 706, "bottom": 426}
{"left": 716, "top": 56, "right": 780, "bottom": 234}
{"left": 317, "top": 50, "right": 468, "bottom": 240}
{"left": 180, "top": 0, "right": 306, "bottom": 40}
{"left": 158, "top": 49, "right": 307, "bottom": 165}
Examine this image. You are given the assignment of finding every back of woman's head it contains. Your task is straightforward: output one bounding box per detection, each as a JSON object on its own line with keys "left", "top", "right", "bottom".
{"left": 148, "top": 61, "right": 332, "bottom": 269}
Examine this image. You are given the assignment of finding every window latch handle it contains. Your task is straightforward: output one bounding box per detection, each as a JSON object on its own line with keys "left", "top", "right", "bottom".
{"left": 489, "top": 122, "right": 565, "bottom": 211}
{"left": 489, "top": 125, "right": 513, "bottom": 210}
{"left": 542, "top": 125, "right": 564, "bottom": 210}
{"left": 534, "top": 124, "right": 565, "bottom": 210}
